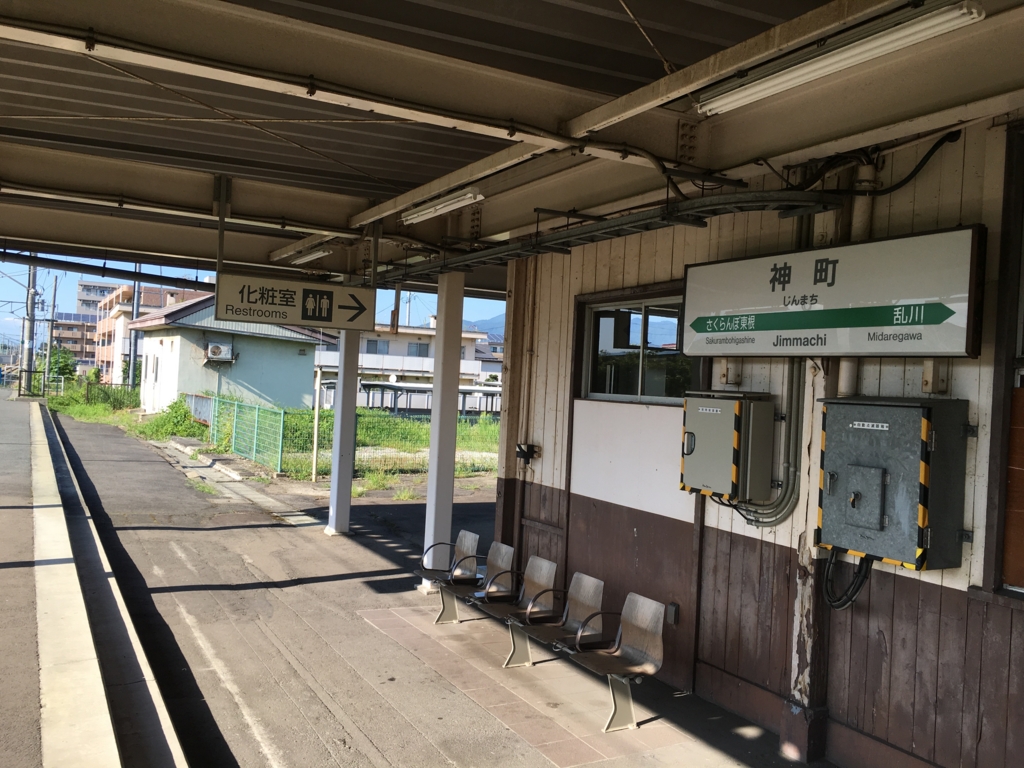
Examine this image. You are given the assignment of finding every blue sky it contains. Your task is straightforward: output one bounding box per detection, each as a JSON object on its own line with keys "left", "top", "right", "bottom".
{"left": 0, "top": 256, "right": 505, "bottom": 349}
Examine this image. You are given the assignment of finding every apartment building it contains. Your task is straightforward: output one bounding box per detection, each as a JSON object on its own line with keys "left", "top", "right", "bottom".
{"left": 75, "top": 280, "right": 118, "bottom": 315}
{"left": 52, "top": 312, "right": 98, "bottom": 367}
{"left": 94, "top": 285, "right": 210, "bottom": 383}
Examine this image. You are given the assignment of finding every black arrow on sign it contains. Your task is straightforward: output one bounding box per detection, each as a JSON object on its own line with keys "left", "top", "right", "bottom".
{"left": 337, "top": 293, "right": 367, "bottom": 323}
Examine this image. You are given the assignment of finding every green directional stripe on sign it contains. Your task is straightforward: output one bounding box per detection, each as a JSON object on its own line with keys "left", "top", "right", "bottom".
{"left": 691, "top": 303, "right": 955, "bottom": 334}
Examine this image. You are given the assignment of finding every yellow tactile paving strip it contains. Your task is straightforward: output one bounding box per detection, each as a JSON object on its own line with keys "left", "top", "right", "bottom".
{"left": 360, "top": 604, "right": 694, "bottom": 767}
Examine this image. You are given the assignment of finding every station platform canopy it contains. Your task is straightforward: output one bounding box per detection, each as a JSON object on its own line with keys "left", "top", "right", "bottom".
{"left": 0, "top": 0, "right": 908, "bottom": 295}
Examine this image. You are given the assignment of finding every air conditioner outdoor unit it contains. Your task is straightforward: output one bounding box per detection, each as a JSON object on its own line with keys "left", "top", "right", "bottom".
{"left": 206, "top": 343, "right": 234, "bottom": 362}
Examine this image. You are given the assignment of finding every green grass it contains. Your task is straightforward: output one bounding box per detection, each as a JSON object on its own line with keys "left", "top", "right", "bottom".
{"left": 187, "top": 478, "right": 219, "bottom": 495}
{"left": 282, "top": 409, "right": 500, "bottom": 456}
{"left": 362, "top": 470, "right": 397, "bottom": 491}
{"left": 49, "top": 391, "right": 209, "bottom": 443}
{"left": 280, "top": 454, "right": 333, "bottom": 480}
{"left": 250, "top": 476, "right": 272, "bottom": 485}
{"left": 393, "top": 487, "right": 420, "bottom": 501}
{"left": 351, "top": 485, "right": 367, "bottom": 498}
{"left": 48, "top": 401, "right": 133, "bottom": 426}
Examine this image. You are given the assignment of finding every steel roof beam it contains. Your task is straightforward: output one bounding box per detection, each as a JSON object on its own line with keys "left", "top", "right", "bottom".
{"left": 348, "top": 0, "right": 906, "bottom": 228}
{"left": 0, "top": 0, "right": 678, "bottom": 149}
{"left": 561, "top": 0, "right": 907, "bottom": 137}
{"left": 0, "top": 249, "right": 209, "bottom": 290}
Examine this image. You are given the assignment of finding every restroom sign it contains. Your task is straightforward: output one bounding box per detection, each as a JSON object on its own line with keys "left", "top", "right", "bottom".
{"left": 682, "top": 227, "right": 984, "bottom": 357}
{"left": 216, "top": 272, "right": 375, "bottom": 330}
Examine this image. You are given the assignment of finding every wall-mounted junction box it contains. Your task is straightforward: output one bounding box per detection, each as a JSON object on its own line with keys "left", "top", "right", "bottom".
{"left": 680, "top": 392, "right": 774, "bottom": 502}
{"left": 816, "top": 397, "right": 969, "bottom": 571}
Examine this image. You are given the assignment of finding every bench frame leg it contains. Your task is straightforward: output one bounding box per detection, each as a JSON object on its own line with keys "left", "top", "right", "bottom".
{"left": 504, "top": 622, "right": 533, "bottom": 668}
{"left": 604, "top": 674, "right": 637, "bottom": 733}
{"left": 434, "top": 587, "right": 461, "bottom": 624}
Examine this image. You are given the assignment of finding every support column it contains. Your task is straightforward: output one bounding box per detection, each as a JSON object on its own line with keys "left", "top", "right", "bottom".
{"left": 326, "top": 329, "right": 359, "bottom": 536}
{"left": 422, "top": 272, "right": 465, "bottom": 570}
{"left": 127, "top": 265, "right": 141, "bottom": 388}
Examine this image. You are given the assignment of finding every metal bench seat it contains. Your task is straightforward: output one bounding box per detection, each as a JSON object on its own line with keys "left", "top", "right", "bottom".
{"left": 417, "top": 539, "right": 515, "bottom": 624}
{"left": 413, "top": 529, "right": 480, "bottom": 585}
{"left": 471, "top": 556, "right": 559, "bottom": 667}
{"left": 505, "top": 571, "right": 605, "bottom": 668}
{"left": 561, "top": 592, "right": 665, "bottom": 732}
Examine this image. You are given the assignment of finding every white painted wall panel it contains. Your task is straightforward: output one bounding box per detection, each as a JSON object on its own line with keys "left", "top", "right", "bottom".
{"left": 570, "top": 398, "right": 695, "bottom": 522}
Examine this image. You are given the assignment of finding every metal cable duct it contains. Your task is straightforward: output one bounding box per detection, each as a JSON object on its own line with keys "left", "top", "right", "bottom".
{"left": 375, "top": 191, "right": 846, "bottom": 285}
{"left": 728, "top": 358, "right": 806, "bottom": 528}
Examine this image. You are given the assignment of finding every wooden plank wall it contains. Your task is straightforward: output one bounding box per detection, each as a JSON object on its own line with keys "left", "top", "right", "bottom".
{"left": 820, "top": 125, "right": 1024, "bottom": 768}
{"left": 1003, "top": 389, "right": 1024, "bottom": 587}
{"left": 502, "top": 123, "right": 1023, "bottom": 763}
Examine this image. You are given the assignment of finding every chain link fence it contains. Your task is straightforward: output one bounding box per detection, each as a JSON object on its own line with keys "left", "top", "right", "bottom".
{"left": 192, "top": 396, "right": 500, "bottom": 479}
{"left": 209, "top": 398, "right": 285, "bottom": 473}
{"left": 281, "top": 408, "right": 500, "bottom": 479}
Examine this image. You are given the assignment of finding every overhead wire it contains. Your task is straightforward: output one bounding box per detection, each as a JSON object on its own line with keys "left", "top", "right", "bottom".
{"left": 4, "top": 17, "right": 705, "bottom": 204}
{"left": 617, "top": 0, "right": 677, "bottom": 75}
{"left": 84, "top": 57, "right": 404, "bottom": 192}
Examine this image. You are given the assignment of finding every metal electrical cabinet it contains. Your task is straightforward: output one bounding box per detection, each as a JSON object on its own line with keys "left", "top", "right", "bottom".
{"left": 680, "top": 392, "right": 774, "bottom": 502}
{"left": 816, "top": 397, "right": 970, "bottom": 571}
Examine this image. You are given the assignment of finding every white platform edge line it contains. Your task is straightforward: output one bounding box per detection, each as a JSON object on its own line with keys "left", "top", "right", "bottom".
{"left": 49, "top": 410, "right": 191, "bottom": 767}
{"left": 31, "top": 402, "right": 121, "bottom": 768}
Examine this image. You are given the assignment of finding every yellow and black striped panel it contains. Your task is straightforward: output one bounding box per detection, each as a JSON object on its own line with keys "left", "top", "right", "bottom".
{"left": 912, "top": 409, "right": 932, "bottom": 571}
{"left": 729, "top": 400, "right": 741, "bottom": 500}
{"left": 681, "top": 399, "right": 741, "bottom": 502}
{"left": 816, "top": 405, "right": 827, "bottom": 538}
{"left": 817, "top": 405, "right": 932, "bottom": 572}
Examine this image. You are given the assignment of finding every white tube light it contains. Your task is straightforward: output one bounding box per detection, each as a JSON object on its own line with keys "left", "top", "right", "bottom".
{"left": 289, "top": 248, "right": 331, "bottom": 265}
{"left": 697, "top": 2, "right": 984, "bottom": 116}
{"left": 399, "top": 187, "right": 484, "bottom": 225}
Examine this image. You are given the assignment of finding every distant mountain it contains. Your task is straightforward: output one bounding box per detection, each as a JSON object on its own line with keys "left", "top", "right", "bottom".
{"left": 464, "top": 313, "right": 505, "bottom": 334}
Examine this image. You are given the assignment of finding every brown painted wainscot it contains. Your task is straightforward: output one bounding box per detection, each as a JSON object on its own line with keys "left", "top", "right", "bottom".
{"left": 499, "top": 476, "right": 1024, "bottom": 768}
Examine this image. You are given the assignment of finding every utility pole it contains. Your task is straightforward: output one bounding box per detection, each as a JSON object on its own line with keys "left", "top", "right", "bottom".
{"left": 127, "top": 264, "right": 140, "bottom": 387}
{"left": 44, "top": 276, "right": 57, "bottom": 390}
{"left": 21, "top": 264, "right": 37, "bottom": 394}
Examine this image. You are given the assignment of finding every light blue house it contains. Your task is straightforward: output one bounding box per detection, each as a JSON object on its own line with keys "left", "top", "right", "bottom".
{"left": 129, "top": 294, "right": 323, "bottom": 413}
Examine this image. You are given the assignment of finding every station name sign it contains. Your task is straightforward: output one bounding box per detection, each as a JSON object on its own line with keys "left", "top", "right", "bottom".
{"left": 215, "top": 272, "right": 376, "bottom": 331}
{"left": 682, "top": 227, "right": 984, "bottom": 357}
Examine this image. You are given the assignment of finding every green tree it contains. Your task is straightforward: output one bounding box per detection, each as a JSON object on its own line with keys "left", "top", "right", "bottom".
{"left": 87, "top": 367, "right": 102, "bottom": 383}
{"left": 121, "top": 357, "right": 141, "bottom": 386}
{"left": 50, "top": 347, "right": 77, "bottom": 378}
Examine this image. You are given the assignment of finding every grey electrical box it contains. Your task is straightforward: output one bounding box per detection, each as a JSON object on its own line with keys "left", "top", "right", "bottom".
{"left": 817, "top": 397, "right": 969, "bottom": 571}
{"left": 681, "top": 392, "right": 774, "bottom": 502}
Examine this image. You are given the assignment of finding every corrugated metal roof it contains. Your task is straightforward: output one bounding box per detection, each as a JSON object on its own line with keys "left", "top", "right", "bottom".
{"left": 174, "top": 302, "right": 314, "bottom": 342}
{"left": 225, "top": 0, "right": 830, "bottom": 96}
{"left": 0, "top": 37, "right": 512, "bottom": 197}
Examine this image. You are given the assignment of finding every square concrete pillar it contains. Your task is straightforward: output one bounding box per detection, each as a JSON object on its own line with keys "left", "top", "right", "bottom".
{"left": 422, "top": 272, "right": 465, "bottom": 569}
{"left": 326, "top": 329, "right": 359, "bottom": 536}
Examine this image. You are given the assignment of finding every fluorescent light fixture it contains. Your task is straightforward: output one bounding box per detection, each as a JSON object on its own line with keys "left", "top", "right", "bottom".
{"left": 289, "top": 248, "right": 331, "bottom": 265}
{"left": 399, "top": 187, "right": 484, "bottom": 225}
{"left": 697, "top": 1, "right": 984, "bottom": 116}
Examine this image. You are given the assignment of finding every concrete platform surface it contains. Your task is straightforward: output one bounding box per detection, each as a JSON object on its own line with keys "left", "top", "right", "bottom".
{"left": 49, "top": 412, "right": 832, "bottom": 768}
{"left": 0, "top": 397, "right": 43, "bottom": 767}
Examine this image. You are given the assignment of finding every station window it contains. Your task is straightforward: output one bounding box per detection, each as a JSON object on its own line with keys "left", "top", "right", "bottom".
{"left": 584, "top": 299, "right": 690, "bottom": 403}
{"left": 366, "top": 339, "right": 389, "bottom": 354}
